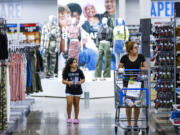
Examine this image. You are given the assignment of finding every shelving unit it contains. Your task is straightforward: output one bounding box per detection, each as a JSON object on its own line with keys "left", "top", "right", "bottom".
{"left": 151, "top": 19, "right": 176, "bottom": 110}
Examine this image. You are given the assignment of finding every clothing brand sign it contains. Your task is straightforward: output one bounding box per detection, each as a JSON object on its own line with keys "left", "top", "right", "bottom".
{"left": 151, "top": 1, "right": 174, "bottom": 17}
{"left": 0, "top": 2, "right": 22, "bottom": 19}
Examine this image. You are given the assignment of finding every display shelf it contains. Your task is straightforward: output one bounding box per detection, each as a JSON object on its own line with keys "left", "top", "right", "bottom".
{"left": 170, "top": 118, "right": 180, "bottom": 126}
{"left": 32, "top": 71, "right": 115, "bottom": 98}
{"left": 154, "top": 108, "right": 171, "bottom": 114}
{"left": 176, "top": 89, "right": 180, "bottom": 95}
{"left": 151, "top": 21, "right": 176, "bottom": 110}
{"left": 176, "top": 91, "right": 180, "bottom": 96}
{"left": 173, "top": 104, "right": 180, "bottom": 111}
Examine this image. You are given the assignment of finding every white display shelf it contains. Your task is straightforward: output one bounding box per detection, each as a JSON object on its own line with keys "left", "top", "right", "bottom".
{"left": 177, "top": 90, "right": 180, "bottom": 95}
{"left": 170, "top": 118, "right": 180, "bottom": 126}
{"left": 32, "top": 71, "right": 115, "bottom": 98}
{"left": 173, "top": 104, "right": 180, "bottom": 111}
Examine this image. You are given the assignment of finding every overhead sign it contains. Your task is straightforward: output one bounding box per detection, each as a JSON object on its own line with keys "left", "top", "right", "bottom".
{"left": 151, "top": 1, "right": 174, "bottom": 17}
{"left": 20, "top": 24, "right": 39, "bottom": 32}
{"left": 0, "top": 2, "right": 22, "bottom": 19}
{"left": 6, "top": 24, "right": 18, "bottom": 32}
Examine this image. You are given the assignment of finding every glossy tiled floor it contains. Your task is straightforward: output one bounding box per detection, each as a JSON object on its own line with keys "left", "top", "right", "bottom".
{"left": 11, "top": 97, "right": 178, "bottom": 135}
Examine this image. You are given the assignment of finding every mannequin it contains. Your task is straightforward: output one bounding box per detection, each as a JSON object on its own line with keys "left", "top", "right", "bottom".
{"left": 113, "top": 18, "right": 129, "bottom": 67}
{"left": 94, "top": 17, "right": 113, "bottom": 79}
{"left": 41, "top": 15, "right": 60, "bottom": 78}
{"left": 67, "top": 17, "right": 81, "bottom": 63}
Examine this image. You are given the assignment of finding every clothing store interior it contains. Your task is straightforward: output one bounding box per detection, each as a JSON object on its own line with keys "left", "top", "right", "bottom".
{"left": 1, "top": 0, "right": 180, "bottom": 135}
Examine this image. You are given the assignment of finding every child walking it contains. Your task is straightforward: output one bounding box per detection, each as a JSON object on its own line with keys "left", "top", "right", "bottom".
{"left": 62, "top": 58, "right": 85, "bottom": 124}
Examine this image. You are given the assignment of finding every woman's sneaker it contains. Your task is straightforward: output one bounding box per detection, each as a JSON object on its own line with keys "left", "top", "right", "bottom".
{"left": 73, "top": 119, "right": 79, "bottom": 124}
{"left": 67, "top": 118, "right": 72, "bottom": 123}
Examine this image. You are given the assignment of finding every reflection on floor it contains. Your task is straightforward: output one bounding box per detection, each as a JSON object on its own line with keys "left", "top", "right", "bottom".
{"left": 11, "top": 97, "right": 178, "bottom": 135}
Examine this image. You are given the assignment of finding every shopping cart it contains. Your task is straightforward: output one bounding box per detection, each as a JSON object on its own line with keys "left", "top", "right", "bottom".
{"left": 114, "top": 69, "right": 149, "bottom": 135}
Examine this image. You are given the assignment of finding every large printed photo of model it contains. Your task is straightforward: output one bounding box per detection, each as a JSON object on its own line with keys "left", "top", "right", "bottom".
{"left": 58, "top": 0, "right": 124, "bottom": 79}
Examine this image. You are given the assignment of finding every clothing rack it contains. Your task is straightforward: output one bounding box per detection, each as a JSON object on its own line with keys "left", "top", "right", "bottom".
{"left": 0, "top": 60, "right": 8, "bottom": 65}
{"left": 8, "top": 44, "right": 40, "bottom": 52}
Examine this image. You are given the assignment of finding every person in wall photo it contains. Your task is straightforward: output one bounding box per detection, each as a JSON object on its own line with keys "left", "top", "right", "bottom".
{"left": 98, "top": 0, "right": 116, "bottom": 29}
{"left": 82, "top": 3, "right": 101, "bottom": 43}
{"left": 58, "top": 5, "right": 71, "bottom": 54}
{"left": 67, "top": 17, "right": 81, "bottom": 63}
{"left": 67, "top": 3, "right": 82, "bottom": 26}
{"left": 62, "top": 58, "right": 85, "bottom": 124}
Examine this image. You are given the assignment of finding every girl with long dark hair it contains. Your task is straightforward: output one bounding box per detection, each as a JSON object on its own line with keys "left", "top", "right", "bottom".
{"left": 62, "top": 58, "right": 85, "bottom": 124}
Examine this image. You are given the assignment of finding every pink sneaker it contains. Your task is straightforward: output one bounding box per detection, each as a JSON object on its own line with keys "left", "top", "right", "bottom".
{"left": 73, "top": 119, "right": 79, "bottom": 124}
{"left": 67, "top": 118, "right": 72, "bottom": 123}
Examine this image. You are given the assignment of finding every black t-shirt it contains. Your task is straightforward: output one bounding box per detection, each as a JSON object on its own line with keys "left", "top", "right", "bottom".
{"left": 120, "top": 54, "right": 145, "bottom": 88}
{"left": 63, "top": 68, "right": 85, "bottom": 95}
{"left": 120, "top": 54, "right": 145, "bottom": 69}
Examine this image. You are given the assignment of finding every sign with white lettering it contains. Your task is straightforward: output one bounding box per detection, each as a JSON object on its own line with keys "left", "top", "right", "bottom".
{"left": 0, "top": 2, "right": 22, "bottom": 19}
{"left": 20, "top": 24, "right": 39, "bottom": 32}
{"left": 151, "top": 1, "right": 174, "bottom": 17}
{"left": 6, "top": 24, "right": 18, "bottom": 32}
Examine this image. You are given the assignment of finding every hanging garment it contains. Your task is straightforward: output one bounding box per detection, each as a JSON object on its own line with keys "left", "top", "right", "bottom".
{"left": 9, "top": 53, "right": 25, "bottom": 101}
{"left": 0, "top": 65, "right": 8, "bottom": 130}
{"left": 36, "top": 48, "right": 43, "bottom": 72}
{"left": 6, "top": 66, "right": 10, "bottom": 123}
{"left": 26, "top": 53, "right": 31, "bottom": 88}
{"left": 26, "top": 48, "right": 43, "bottom": 94}
{"left": 54, "top": 52, "right": 58, "bottom": 75}
{"left": 43, "top": 47, "right": 56, "bottom": 78}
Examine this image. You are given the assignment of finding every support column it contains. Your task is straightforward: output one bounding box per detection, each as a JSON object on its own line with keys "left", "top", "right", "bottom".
{"left": 139, "top": 0, "right": 151, "bottom": 18}
{"left": 139, "top": 1, "right": 151, "bottom": 133}
{"left": 116, "top": 0, "right": 126, "bottom": 20}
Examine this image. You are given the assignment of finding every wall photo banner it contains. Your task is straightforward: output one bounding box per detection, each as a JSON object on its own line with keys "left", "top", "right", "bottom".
{"left": 58, "top": 0, "right": 116, "bottom": 71}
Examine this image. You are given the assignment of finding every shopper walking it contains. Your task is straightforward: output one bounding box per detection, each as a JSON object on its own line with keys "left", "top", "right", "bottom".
{"left": 62, "top": 58, "right": 85, "bottom": 124}
{"left": 118, "top": 41, "right": 148, "bottom": 131}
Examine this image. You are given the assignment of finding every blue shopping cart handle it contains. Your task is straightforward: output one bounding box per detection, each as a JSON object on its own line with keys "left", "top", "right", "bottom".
{"left": 121, "top": 88, "right": 148, "bottom": 91}
{"left": 120, "top": 88, "right": 149, "bottom": 106}
{"left": 123, "top": 69, "right": 141, "bottom": 71}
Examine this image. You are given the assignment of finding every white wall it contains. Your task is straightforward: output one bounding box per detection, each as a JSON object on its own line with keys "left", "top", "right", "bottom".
{"left": 0, "top": 0, "right": 57, "bottom": 24}
{"left": 126, "top": 0, "right": 140, "bottom": 25}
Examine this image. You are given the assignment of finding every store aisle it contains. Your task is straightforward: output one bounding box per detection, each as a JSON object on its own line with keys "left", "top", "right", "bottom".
{"left": 11, "top": 97, "right": 177, "bottom": 135}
